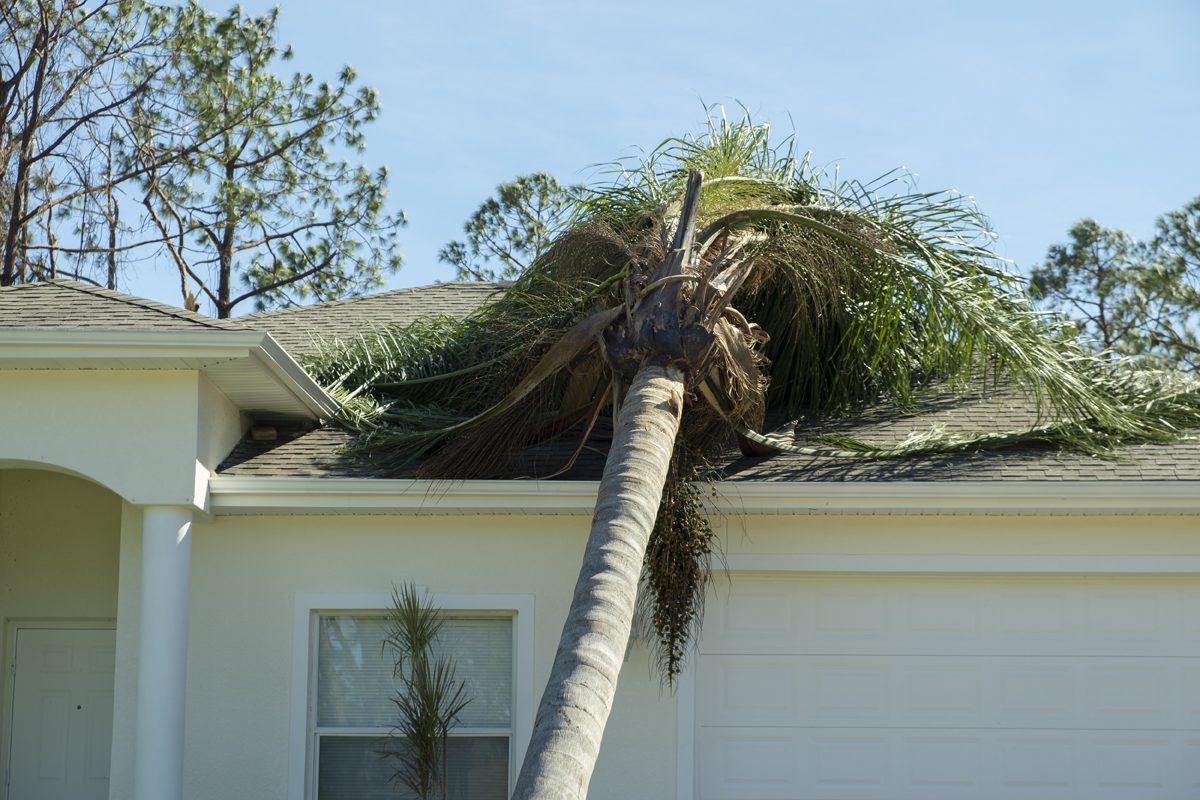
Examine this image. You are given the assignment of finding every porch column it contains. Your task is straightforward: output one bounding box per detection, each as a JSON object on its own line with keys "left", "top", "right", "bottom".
{"left": 133, "top": 505, "right": 193, "bottom": 800}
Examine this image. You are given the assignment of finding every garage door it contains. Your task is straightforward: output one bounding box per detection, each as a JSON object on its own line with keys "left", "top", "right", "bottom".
{"left": 694, "top": 574, "right": 1200, "bottom": 799}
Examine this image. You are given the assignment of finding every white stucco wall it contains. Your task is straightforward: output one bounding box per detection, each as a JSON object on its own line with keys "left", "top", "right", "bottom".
{"left": 0, "top": 368, "right": 247, "bottom": 799}
{"left": 197, "top": 375, "right": 247, "bottom": 475}
{"left": 0, "top": 369, "right": 243, "bottom": 507}
{"left": 182, "top": 512, "right": 677, "bottom": 800}
{"left": 0, "top": 469, "right": 122, "bottom": 794}
{"left": 0, "top": 469, "right": 121, "bottom": 620}
{"left": 175, "top": 508, "right": 1200, "bottom": 800}
{"left": 4, "top": 461, "right": 1199, "bottom": 800}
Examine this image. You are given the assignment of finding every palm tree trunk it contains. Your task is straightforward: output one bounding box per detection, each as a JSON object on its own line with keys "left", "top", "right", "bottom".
{"left": 513, "top": 363, "right": 685, "bottom": 800}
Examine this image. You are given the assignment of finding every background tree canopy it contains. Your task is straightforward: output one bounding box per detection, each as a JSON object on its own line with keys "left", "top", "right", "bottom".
{"left": 1, "top": 0, "right": 404, "bottom": 316}
{"left": 438, "top": 172, "right": 579, "bottom": 282}
{"left": 1, "top": 0, "right": 169, "bottom": 288}
{"left": 1030, "top": 196, "right": 1200, "bottom": 370}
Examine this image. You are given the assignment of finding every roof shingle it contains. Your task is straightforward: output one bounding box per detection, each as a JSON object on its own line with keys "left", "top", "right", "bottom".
{"left": 242, "top": 281, "right": 505, "bottom": 354}
{"left": 217, "top": 390, "right": 1200, "bottom": 483}
{"left": 0, "top": 280, "right": 248, "bottom": 330}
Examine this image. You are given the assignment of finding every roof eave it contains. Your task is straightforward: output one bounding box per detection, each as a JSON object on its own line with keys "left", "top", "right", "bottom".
{"left": 0, "top": 328, "right": 338, "bottom": 421}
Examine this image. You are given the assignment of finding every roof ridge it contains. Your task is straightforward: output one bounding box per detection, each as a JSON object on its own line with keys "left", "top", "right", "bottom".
{"left": 242, "top": 280, "right": 508, "bottom": 320}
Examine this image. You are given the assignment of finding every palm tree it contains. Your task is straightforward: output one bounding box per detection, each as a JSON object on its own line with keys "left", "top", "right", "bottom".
{"left": 384, "top": 583, "right": 471, "bottom": 800}
{"left": 305, "top": 115, "right": 1200, "bottom": 800}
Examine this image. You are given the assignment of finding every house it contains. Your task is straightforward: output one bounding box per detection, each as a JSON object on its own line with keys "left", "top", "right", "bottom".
{"left": 2, "top": 279, "right": 1200, "bottom": 800}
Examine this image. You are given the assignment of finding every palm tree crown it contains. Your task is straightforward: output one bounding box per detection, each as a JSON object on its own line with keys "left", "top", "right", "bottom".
{"left": 305, "top": 114, "right": 1200, "bottom": 800}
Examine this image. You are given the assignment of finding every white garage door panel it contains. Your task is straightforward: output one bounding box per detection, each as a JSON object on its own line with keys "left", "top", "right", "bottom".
{"left": 700, "top": 655, "right": 1200, "bottom": 729}
{"left": 698, "top": 728, "right": 1200, "bottom": 800}
{"left": 695, "top": 575, "right": 1200, "bottom": 800}
{"left": 702, "top": 576, "right": 1200, "bottom": 657}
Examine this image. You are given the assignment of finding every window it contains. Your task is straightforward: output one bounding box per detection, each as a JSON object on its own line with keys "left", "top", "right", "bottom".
{"left": 312, "top": 613, "right": 513, "bottom": 800}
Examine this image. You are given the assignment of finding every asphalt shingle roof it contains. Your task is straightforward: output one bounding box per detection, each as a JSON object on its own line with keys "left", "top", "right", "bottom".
{"left": 5, "top": 278, "right": 1196, "bottom": 482}
{"left": 242, "top": 281, "right": 506, "bottom": 354}
{"left": 220, "top": 426, "right": 378, "bottom": 478}
{"left": 723, "top": 389, "right": 1200, "bottom": 482}
{"left": 0, "top": 280, "right": 248, "bottom": 330}
{"left": 214, "top": 284, "right": 1200, "bottom": 482}
{"left": 217, "top": 390, "right": 1200, "bottom": 482}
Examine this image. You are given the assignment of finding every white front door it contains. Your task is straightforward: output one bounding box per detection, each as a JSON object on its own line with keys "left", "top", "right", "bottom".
{"left": 7, "top": 627, "right": 115, "bottom": 800}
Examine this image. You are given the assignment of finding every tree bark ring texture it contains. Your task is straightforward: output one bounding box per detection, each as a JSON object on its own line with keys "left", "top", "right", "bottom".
{"left": 512, "top": 364, "right": 685, "bottom": 800}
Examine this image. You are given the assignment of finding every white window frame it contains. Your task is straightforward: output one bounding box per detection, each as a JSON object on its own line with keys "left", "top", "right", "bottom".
{"left": 289, "top": 592, "right": 534, "bottom": 800}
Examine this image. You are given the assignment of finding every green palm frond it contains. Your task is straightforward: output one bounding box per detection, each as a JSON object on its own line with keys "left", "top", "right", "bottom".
{"left": 311, "top": 112, "right": 1200, "bottom": 681}
{"left": 312, "top": 112, "right": 1200, "bottom": 472}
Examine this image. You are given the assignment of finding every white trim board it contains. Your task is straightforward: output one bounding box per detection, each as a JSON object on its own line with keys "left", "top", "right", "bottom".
{"left": 723, "top": 553, "right": 1200, "bottom": 574}
{"left": 209, "top": 476, "right": 1200, "bottom": 516}
{"left": 287, "top": 591, "right": 534, "bottom": 800}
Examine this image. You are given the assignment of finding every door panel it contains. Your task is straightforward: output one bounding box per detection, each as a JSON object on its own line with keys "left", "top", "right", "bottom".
{"left": 8, "top": 627, "right": 116, "bottom": 800}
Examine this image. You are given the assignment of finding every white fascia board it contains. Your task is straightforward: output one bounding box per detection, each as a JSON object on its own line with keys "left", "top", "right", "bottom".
{"left": 0, "top": 327, "right": 262, "bottom": 361}
{"left": 208, "top": 477, "right": 601, "bottom": 515}
{"left": 206, "top": 476, "right": 1200, "bottom": 516}
{"left": 0, "top": 328, "right": 337, "bottom": 420}
{"left": 712, "top": 480, "right": 1200, "bottom": 514}
{"left": 251, "top": 333, "right": 339, "bottom": 419}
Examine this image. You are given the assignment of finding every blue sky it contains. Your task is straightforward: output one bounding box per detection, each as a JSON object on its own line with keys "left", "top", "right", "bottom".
{"left": 129, "top": 0, "right": 1200, "bottom": 311}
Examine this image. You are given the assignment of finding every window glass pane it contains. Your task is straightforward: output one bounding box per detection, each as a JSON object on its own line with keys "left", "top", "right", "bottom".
{"left": 435, "top": 619, "right": 512, "bottom": 728}
{"left": 318, "top": 736, "right": 508, "bottom": 800}
{"left": 318, "top": 616, "right": 512, "bottom": 728}
{"left": 318, "top": 617, "right": 395, "bottom": 727}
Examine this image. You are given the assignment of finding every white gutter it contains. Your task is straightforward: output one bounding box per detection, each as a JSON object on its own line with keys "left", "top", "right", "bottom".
{"left": 0, "top": 328, "right": 337, "bottom": 420}
{"left": 206, "top": 476, "right": 1200, "bottom": 516}
{"left": 250, "top": 333, "right": 339, "bottom": 419}
{"left": 0, "top": 327, "right": 262, "bottom": 360}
